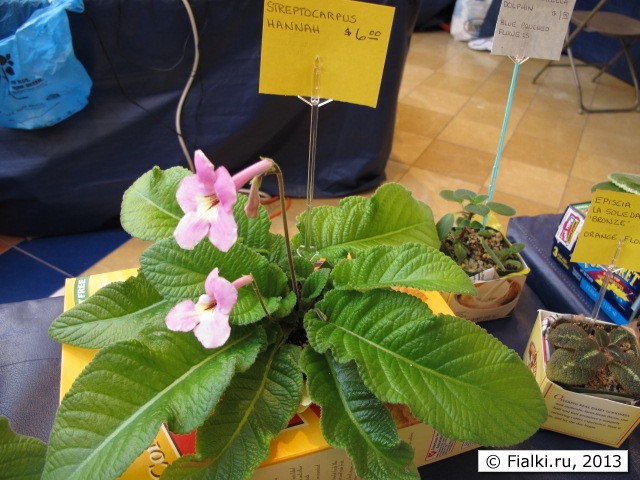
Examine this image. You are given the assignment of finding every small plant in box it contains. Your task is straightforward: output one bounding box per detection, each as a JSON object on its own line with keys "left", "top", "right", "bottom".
{"left": 436, "top": 189, "right": 525, "bottom": 276}
{"left": 546, "top": 318, "right": 640, "bottom": 402}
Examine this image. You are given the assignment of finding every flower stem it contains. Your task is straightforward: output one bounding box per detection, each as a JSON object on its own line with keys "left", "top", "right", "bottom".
{"left": 251, "top": 277, "right": 274, "bottom": 321}
{"left": 268, "top": 161, "right": 300, "bottom": 302}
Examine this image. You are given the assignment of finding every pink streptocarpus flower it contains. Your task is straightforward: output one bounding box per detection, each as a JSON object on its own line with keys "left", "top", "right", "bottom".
{"left": 165, "top": 268, "right": 253, "bottom": 349}
{"left": 174, "top": 151, "right": 273, "bottom": 251}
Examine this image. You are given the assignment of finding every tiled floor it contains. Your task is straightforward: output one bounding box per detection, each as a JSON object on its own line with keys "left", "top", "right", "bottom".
{"left": 1, "top": 30, "right": 638, "bottom": 302}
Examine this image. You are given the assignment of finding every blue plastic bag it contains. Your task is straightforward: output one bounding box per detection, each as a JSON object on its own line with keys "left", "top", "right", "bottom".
{"left": 0, "top": 0, "right": 92, "bottom": 129}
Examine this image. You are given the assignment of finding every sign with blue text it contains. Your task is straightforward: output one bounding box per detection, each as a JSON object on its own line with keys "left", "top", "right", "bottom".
{"left": 492, "top": 0, "right": 576, "bottom": 60}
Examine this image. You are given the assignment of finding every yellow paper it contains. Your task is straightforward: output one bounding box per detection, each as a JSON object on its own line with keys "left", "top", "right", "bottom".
{"left": 259, "top": 0, "right": 395, "bottom": 107}
{"left": 571, "top": 190, "right": 640, "bottom": 271}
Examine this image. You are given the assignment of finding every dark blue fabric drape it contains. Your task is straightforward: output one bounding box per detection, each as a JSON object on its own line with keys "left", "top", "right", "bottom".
{"left": 0, "top": 0, "right": 419, "bottom": 236}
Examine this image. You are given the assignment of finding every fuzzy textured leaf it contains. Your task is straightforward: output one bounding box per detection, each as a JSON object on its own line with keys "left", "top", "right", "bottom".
{"left": 546, "top": 349, "right": 595, "bottom": 385}
{"left": 293, "top": 184, "right": 440, "bottom": 263}
{"left": 0, "top": 417, "right": 47, "bottom": 480}
{"left": 609, "top": 172, "right": 640, "bottom": 194}
{"left": 42, "top": 327, "right": 266, "bottom": 480}
{"left": 332, "top": 244, "right": 475, "bottom": 294}
{"left": 301, "top": 349, "right": 418, "bottom": 480}
{"left": 305, "top": 290, "right": 547, "bottom": 446}
{"left": 301, "top": 268, "right": 331, "bottom": 301}
{"left": 610, "top": 354, "right": 640, "bottom": 394}
{"left": 548, "top": 323, "right": 588, "bottom": 349}
{"left": 121, "top": 166, "right": 190, "bottom": 241}
{"left": 141, "top": 239, "right": 288, "bottom": 324}
{"left": 611, "top": 327, "right": 638, "bottom": 352}
{"left": 162, "top": 343, "right": 302, "bottom": 480}
{"left": 48, "top": 274, "right": 169, "bottom": 348}
{"left": 574, "top": 338, "right": 607, "bottom": 371}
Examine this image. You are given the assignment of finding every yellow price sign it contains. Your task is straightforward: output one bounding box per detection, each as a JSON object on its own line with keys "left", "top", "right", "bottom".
{"left": 571, "top": 190, "right": 640, "bottom": 271}
{"left": 259, "top": 0, "right": 395, "bottom": 108}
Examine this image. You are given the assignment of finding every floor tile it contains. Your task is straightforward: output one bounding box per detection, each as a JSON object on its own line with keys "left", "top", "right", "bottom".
{"left": 570, "top": 149, "right": 638, "bottom": 183}
{"left": 404, "top": 83, "right": 470, "bottom": 116}
{"left": 385, "top": 159, "right": 410, "bottom": 183}
{"left": 395, "top": 102, "right": 452, "bottom": 138}
{"left": 482, "top": 158, "right": 569, "bottom": 209}
{"left": 397, "top": 167, "right": 482, "bottom": 221}
{"left": 436, "top": 116, "right": 506, "bottom": 155}
{"left": 503, "top": 131, "right": 578, "bottom": 176}
{"left": 419, "top": 71, "right": 483, "bottom": 97}
{"left": 558, "top": 176, "right": 596, "bottom": 212}
{"left": 413, "top": 140, "right": 496, "bottom": 184}
{"left": 390, "top": 129, "right": 434, "bottom": 166}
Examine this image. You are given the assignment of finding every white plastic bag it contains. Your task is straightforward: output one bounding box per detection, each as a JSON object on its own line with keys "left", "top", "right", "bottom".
{"left": 450, "top": 0, "right": 491, "bottom": 42}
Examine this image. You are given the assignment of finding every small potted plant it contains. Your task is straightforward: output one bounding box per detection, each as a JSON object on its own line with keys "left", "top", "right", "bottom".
{"left": 435, "top": 189, "right": 528, "bottom": 322}
{"left": 545, "top": 316, "right": 640, "bottom": 402}
{"left": 524, "top": 310, "right": 640, "bottom": 447}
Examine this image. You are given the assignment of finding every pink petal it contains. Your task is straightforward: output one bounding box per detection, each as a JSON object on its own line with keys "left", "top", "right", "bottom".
{"left": 166, "top": 300, "right": 200, "bottom": 331}
{"left": 208, "top": 207, "right": 237, "bottom": 252}
{"left": 193, "top": 310, "right": 231, "bottom": 349}
{"left": 214, "top": 166, "right": 237, "bottom": 212}
{"left": 232, "top": 158, "right": 273, "bottom": 191}
{"left": 176, "top": 175, "right": 214, "bottom": 213}
{"left": 194, "top": 150, "right": 217, "bottom": 187}
{"left": 174, "top": 212, "right": 209, "bottom": 249}
{"left": 205, "top": 269, "right": 238, "bottom": 314}
{"left": 244, "top": 179, "right": 262, "bottom": 219}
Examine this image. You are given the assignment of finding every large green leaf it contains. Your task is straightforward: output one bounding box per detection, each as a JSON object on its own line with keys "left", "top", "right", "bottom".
{"left": 293, "top": 184, "right": 440, "bottom": 263}
{"left": 331, "top": 244, "right": 475, "bottom": 294}
{"left": 0, "top": 417, "right": 47, "bottom": 480}
{"left": 304, "top": 290, "right": 547, "bottom": 446}
{"left": 121, "top": 166, "right": 190, "bottom": 241}
{"left": 42, "top": 327, "right": 266, "bottom": 480}
{"left": 301, "top": 349, "right": 418, "bottom": 480}
{"left": 141, "top": 239, "right": 288, "bottom": 325}
{"left": 48, "top": 274, "right": 170, "bottom": 349}
{"left": 162, "top": 343, "right": 302, "bottom": 480}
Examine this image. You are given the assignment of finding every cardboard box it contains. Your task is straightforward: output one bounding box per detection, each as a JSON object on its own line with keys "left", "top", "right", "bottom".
{"left": 60, "top": 271, "right": 478, "bottom": 479}
{"left": 442, "top": 264, "right": 529, "bottom": 323}
{"left": 525, "top": 310, "right": 640, "bottom": 447}
{"left": 552, "top": 203, "right": 640, "bottom": 325}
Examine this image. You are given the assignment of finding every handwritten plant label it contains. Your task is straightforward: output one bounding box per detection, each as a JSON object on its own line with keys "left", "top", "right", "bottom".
{"left": 491, "top": 0, "right": 576, "bottom": 60}
{"left": 259, "top": 0, "right": 395, "bottom": 108}
{"left": 572, "top": 190, "right": 640, "bottom": 272}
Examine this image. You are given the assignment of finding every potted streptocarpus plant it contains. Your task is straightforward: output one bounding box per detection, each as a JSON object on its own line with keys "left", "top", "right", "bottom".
{"left": 2, "top": 151, "right": 546, "bottom": 480}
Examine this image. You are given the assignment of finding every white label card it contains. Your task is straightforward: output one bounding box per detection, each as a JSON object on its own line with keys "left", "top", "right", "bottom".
{"left": 491, "top": 0, "right": 577, "bottom": 60}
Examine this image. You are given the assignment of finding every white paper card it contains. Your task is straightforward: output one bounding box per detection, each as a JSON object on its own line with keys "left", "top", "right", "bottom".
{"left": 491, "top": 0, "right": 576, "bottom": 60}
